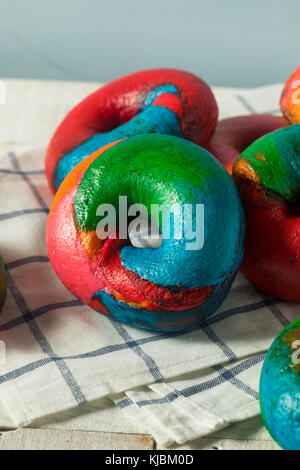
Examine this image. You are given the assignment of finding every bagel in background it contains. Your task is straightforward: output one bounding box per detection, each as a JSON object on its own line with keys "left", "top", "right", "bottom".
{"left": 280, "top": 66, "right": 300, "bottom": 125}
{"left": 45, "top": 68, "right": 218, "bottom": 193}
{"left": 233, "top": 124, "right": 300, "bottom": 302}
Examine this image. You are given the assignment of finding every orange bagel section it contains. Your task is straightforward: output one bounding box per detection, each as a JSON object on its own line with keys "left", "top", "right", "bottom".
{"left": 280, "top": 66, "right": 300, "bottom": 124}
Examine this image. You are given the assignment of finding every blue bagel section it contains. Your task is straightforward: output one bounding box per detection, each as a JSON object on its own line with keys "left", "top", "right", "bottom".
{"left": 260, "top": 319, "right": 300, "bottom": 450}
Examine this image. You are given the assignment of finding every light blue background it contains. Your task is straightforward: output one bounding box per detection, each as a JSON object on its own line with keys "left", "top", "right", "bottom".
{"left": 0, "top": 0, "right": 299, "bottom": 86}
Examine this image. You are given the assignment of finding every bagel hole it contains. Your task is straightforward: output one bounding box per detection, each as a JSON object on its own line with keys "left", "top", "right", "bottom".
{"left": 128, "top": 214, "right": 162, "bottom": 249}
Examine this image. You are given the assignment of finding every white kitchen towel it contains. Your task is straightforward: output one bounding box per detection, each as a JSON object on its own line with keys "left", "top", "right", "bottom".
{"left": 0, "top": 83, "right": 298, "bottom": 445}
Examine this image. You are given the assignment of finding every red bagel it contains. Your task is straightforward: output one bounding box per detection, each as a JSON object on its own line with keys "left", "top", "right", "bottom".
{"left": 45, "top": 68, "right": 218, "bottom": 193}
{"left": 206, "top": 115, "right": 286, "bottom": 173}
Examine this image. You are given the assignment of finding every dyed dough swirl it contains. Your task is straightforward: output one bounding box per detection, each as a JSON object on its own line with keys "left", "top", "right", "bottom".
{"left": 45, "top": 68, "right": 218, "bottom": 192}
{"left": 46, "top": 135, "right": 245, "bottom": 331}
{"left": 260, "top": 318, "right": 300, "bottom": 450}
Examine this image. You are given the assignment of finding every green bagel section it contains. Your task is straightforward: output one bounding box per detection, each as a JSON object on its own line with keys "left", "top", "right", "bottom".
{"left": 260, "top": 319, "right": 300, "bottom": 450}
{"left": 74, "top": 134, "right": 216, "bottom": 233}
{"left": 234, "top": 124, "right": 300, "bottom": 203}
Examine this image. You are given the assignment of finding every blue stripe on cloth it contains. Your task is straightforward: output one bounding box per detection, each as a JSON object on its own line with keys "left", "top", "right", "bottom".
{"left": 0, "top": 300, "right": 83, "bottom": 331}
{"left": 212, "top": 364, "right": 258, "bottom": 399}
{"left": 253, "top": 286, "right": 289, "bottom": 328}
{"left": 112, "top": 320, "right": 164, "bottom": 383}
{"left": 0, "top": 208, "right": 49, "bottom": 221}
{"left": 264, "top": 299, "right": 289, "bottom": 327}
{"left": 263, "top": 108, "right": 281, "bottom": 115}
{"left": 6, "top": 256, "right": 49, "bottom": 270}
{"left": 235, "top": 95, "right": 257, "bottom": 114}
{"left": 8, "top": 152, "right": 49, "bottom": 210}
{"left": 0, "top": 168, "right": 44, "bottom": 175}
{"left": 201, "top": 322, "right": 237, "bottom": 361}
{"left": 204, "top": 298, "right": 279, "bottom": 326}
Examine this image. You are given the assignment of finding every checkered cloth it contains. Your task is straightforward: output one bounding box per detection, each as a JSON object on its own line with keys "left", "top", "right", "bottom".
{"left": 0, "top": 84, "right": 298, "bottom": 446}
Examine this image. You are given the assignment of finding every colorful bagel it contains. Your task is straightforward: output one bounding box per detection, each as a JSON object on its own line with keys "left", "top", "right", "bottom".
{"left": 45, "top": 68, "right": 218, "bottom": 193}
{"left": 260, "top": 318, "right": 300, "bottom": 450}
{"left": 280, "top": 66, "right": 300, "bottom": 125}
{"left": 46, "top": 135, "right": 245, "bottom": 332}
{"left": 0, "top": 255, "right": 6, "bottom": 312}
{"left": 206, "top": 115, "right": 286, "bottom": 173}
{"left": 233, "top": 124, "right": 300, "bottom": 302}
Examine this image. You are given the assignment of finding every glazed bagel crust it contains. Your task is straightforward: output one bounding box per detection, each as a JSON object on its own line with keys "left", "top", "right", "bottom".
{"left": 47, "top": 134, "right": 244, "bottom": 332}
{"left": 45, "top": 68, "right": 218, "bottom": 192}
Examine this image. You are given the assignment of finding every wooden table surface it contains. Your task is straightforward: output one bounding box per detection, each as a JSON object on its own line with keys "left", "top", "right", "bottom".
{"left": 0, "top": 78, "right": 280, "bottom": 450}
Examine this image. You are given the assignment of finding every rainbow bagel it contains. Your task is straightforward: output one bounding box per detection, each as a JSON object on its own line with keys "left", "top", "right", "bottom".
{"left": 46, "top": 135, "right": 245, "bottom": 332}
{"left": 0, "top": 255, "right": 6, "bottom": 312}
{"left": 45, "top": 68, "right": 218, "bottom": 193}
{"left": 233, "top": 124, "right": 300, "bottom": 302}
{"left": 206, "top": 115, "right": 286, "bottom": 173}
{"left": 260, "top": 319, "right": 300, "bottom": 450}
{"left": 280, "top": 66, "right": 300, "bottom": 124}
